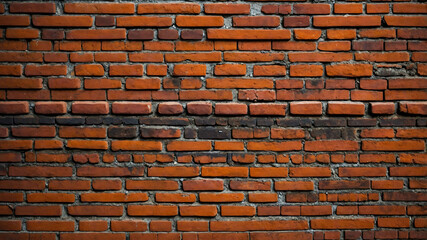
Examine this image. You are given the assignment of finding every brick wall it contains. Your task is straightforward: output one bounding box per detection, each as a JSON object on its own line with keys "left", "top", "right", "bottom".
{"left": 0, "top": 1, "right": 426, "bottom": 239}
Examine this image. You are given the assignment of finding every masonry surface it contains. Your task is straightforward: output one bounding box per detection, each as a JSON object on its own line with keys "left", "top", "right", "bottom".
{"left": 0, "top": 0, "right": 426, "bottom": 239}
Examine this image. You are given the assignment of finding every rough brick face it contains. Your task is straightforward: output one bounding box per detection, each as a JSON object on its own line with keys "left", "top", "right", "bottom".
{"left": 0, "top": 0, "right": 426, "bottom": 238}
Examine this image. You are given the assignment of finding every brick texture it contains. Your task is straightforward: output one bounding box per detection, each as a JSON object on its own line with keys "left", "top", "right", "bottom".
{"left": 0, "top": 1, "right": 426, "bottom": 239}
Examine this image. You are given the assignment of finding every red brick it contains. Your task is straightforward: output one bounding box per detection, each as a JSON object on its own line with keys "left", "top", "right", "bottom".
{"left": 289, "top": 52, "right": 352, "bottom": 62}
{"left": 187, "top": 102, "right": 212, "bottom": 115}
{"left": 385, "top": 16, "right": 427, "bottom": 27}
{"left": 148, "top": 166, "right": 199, "bottom": 177}
{"left": 10, "top": 2, "right": 56, "bottom": 13}
{"left": 249, "top": 103, "right": 286, "bottom": 116}
{"left": 399, "top": 101, "right": 427, "bottom": 115}
{"left": 6, "top": 29, "right": 39, "bottom": 39}
{"left": 326, "top": 64, "right": 373, "bottom": 77}
{"left": 204, "top": 3, "right": 250, "bottom": 14}
{"left": 294, "top": 4, "right": 330, "bottom": 14}
{"left": 233, "top": 16, "right": 280, "bottom": 27}
{"left": 314, "top": 16, "right": 381, "bottom": 27}
{"left": 180, "top": 90, "right": 232, "bottom": 100}
{"left": 248, "top": 141, "right": 302, "bottom": 151}
{"left": 360, "top": 79, "right": 387, "bottom": 90}
{"left": 284, "top": 16, "right": 310, "bottom": 27}
{"left": 238, "top": 90, "right": 275, "bottom": 101}
{"left": 126, "top": 180, "right": 178, "bottom": 191}
{"left": 249, "top": 193, "right": 278, "bottom": 203}
{"left": 117, "top": 16, "right": 172, "bottom": 27}
{"left": 334, "top": 3, "right": 363, "bottom": 14}
{"left": 68, "top": 206, "right": 123, "bottom": 217}
{"left": 305, "top": 140, "right": 359, "bottom": 152}
{"left": 173, "top": 64, "right": 206, "bottom": 76}
{"left": 362, "top": 140, "right": 425, "bottom": 151}
{"left": 71, "top": 101, "right": 108, "bottom": 115}
{"left": 396, "top": 129, "right": 427, "bottom": 138}
{"left": 230, "top": 180, "right": 270, "bottom": 191}
{"left": 48, "top": 78, "right": 80, "bottom": 89}
{"left": 74, "top": 64, "right": 104, "bottom": 76}
{"left": 295, "top": 30, "right": 322, "bottom": 40}
{"left": 224, "top": 52, "right": 284, "bottom": 62}
{"left": 215, "top": 103, "right": 247, "bottom": 115}
{"left": 126, "top": 78, "right": 160, "bottom": 90}
{"left": 156, "top": 193, "right": 196, "bottom": 203}
{"left": 367, "top": 4, "right": 389, "bottom": 13}
{"left": 67, "top": 29, "right": 126, "bottom": 40}
{"left": 208, "top": 29, "right": 291, "bottom": 40}
{"left": 33, "top": 16, "right": 92, "bottom": 27}
{"left": 65, "top": 3, "right": 134, "bottom": 14}
{"left": 327, "top": 29, "right": 356, "bottom": 40}
{"left": 210, "top": 220, "right": 308, "bottom": 231}
{"left": 361, "top": 129, "right": 394, "bottom": 138}
{"left": 61, "top": 233, "right": 125, "bottom": 240}
{"left": 250, "top": 167, "right": 287, "bottom": 178}
{"left": 0, "top": 152, "right": 20, "bottom": 162}
{"left": 290, "top": 65, "right": 323, "bottom": 77}
{"left": 252, "top": 232, "right": 312, "bottom": 240}
{"left": 146, "top": 65, "right": 167, "bottom": 76}
{"left": 110, "top": 65, "right": 143, "bottom": 76}
{"left": 275, "top": 181, "right": 314, "bottom": 191}
{"left": 0, "top": 140, "right": 32, "bottom": 150}
{"left": 202, "top": 167, "right": 248, "bottom": 177}
{"left": 128, "top": 205, "right": 177, "bottom": 217}
{"left": 25, "top": 65, "right": 66, "bottom": 76}
{"left": 178, "top": 221, "right": 209, "bottom": 232}
{"left": 290, "top": 101, "right": 322, "bottom": 115}
{"left": 27, "top": 193, "right": 74, "bottom": 203}
{"left": 183, "top": 179, "right": 223, "bottom": 191}
{"left": 327, "top": 102, "right": 365, "bottom": 115}
{"left": 0, "top": 101, "right": 28, "bottom": 114}
{"left": 166, "top": 141, "right": 211, "bottom": 152}
{"left": 200, "top": 193, "right": 244, "bottom": 203}
{"left": 371, "top": 102, "right": 395, "bottom": 115}
{"left": 207, "top": 78, "right": 273, "bottom": 89}
{"left": 138, "top": 3, "right": 200, "bottom": 14}
{"left": 81, "top": 192, "right": 148, "bottom": 203}
{"left": 215, "top": 141, "right": 244, "bottom": 151}
{"left": 111, "top": 141, "right": 161, "bottom": 151}
{"left": 59, "top": 127, "right": 106, "bottom": 139}
{"left": 112, "top": 102, "right": 151, "bottom": 115}
{"left": 390, "top": 167, "right": 427, "bottom": 177}
{"left": 15, "top": 206, "right": 62, "bottom": 216}
{"left": 289, "top": 167, "right": 331, "bottom": 177}
{"left": 355, "top": 52, "right": 409, "bottom": 62}
{"left": 253, "top": 65, "right": 286, "bottom": 76}
{"left": 110, "top": 220, "right": 147, "bottom": 232}
{"left": 393, "top": 3, "right": 427, "bottom": 13}
{"left": 239, "top": 41, "right": 271, "bottom": 51}
{"left": 339, "top": 167, "right": 387, "bottom": 177}
{"left": 318, "top": 41, "right": 351, "bottom": 51}
{"left": 150, "top": 221, "right": 172, "bottom": 232}
{"left": 166, "top": 52, "right": 221, "bottom": 62}
{"left": 215, "top": 64, "right": 246, "bottom": 76}
{"left": 221, "top": 206, "right": 255, "bottom": 217}
{"left": 273, "top": 41, "right": 316, "bottom": 51}
{"left": 372, "top": 180, "right": 404, "bottom": 190}
{"left": 271, "top": 129, "right": 305, "bottom": 139}
{"left": 311, "top": 218, "right": 374, "bottom": 229}
{"left": 180, "top": 205, "right": 217, "bottom": 217}
{"left": 177, "top": 16, "right": 223, "bottom": 27}
{"left": 158, "top": 102, "right": 183, "bottom": 115}
{"left": 12, "top": 126, "right": 55, "bottom": 137}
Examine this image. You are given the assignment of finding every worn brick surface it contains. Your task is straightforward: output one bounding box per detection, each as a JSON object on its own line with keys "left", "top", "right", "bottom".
{"left": 0, "top": 0, "right": 426, "bottom": 238}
